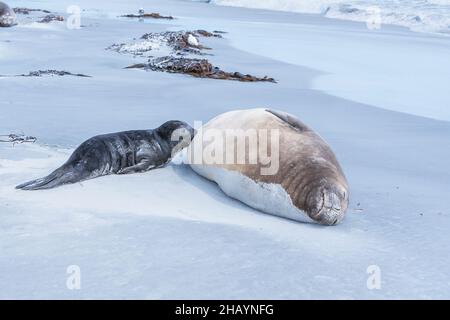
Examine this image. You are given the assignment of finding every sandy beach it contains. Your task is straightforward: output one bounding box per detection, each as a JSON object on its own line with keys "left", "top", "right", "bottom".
{"left": 1, "top": 0, "right": 449, "bottom": 299}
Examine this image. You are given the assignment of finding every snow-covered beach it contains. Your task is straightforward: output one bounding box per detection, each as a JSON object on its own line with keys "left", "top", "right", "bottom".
{"left": 1, "top": 0, "right": 450, "bottom": 299}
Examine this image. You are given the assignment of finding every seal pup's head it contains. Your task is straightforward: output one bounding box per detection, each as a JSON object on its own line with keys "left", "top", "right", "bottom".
{"left": 157, "top": 120, "right": 196, "bottom": 155}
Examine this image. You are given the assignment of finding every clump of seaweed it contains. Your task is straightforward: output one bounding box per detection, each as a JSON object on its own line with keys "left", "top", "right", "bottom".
{"left": 110, "top": 29, "right": 275, "bottom": 82}
{"left": 13, "top": 8, "right": 51, "bottom": 14}
{"left": 0, "top": 70, "right": 91, "bottom": 77}
{"left": 126, "top": 56, "right": 276, "bottom": 83}
{"left": 120, "top": 12, "right": 174, "bottom": 20}
{"left": 38, "top": 14, "right": 64, "bottom": 23}
{"left": 0, "top": 133, "right": 37, "bottom": 144}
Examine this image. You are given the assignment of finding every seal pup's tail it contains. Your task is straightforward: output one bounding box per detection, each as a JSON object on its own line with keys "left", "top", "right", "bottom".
{"left": 15, "top": 165, "right": 79, "bottom": 190}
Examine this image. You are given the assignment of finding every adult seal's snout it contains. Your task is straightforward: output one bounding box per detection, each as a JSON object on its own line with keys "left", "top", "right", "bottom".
{"left": 307, "top": 185, "right": 348, "bottom": 225}
{"left": 0, "top": 2, "right": 17, "bottom": 27}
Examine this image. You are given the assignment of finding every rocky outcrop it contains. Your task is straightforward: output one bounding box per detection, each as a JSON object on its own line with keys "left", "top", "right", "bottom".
{"left": 108, "top": 31, "right": 216, "bottom": 57}
{"left": 110, "top": 29, "right": 276, "bottom": 83}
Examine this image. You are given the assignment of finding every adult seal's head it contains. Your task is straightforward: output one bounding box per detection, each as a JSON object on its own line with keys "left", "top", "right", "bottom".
{"left": 188, "top": 108, "right": 349, "bottom": 225}
{"left": 0, "top": 2, "right": 17, "bottom": 27}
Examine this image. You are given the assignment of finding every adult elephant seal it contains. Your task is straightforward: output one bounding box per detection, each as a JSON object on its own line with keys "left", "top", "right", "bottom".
{"left": 0, "top": 2, "right": 17, "bottom": 27}
{"left": 16, "top": 121, "right": 195, "bottom": 190}
{"left": 187, "top": 108, "right": 349, "bottom": 225}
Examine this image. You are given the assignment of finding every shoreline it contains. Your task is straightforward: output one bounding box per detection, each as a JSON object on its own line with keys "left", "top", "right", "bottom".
{"left": 206, "top": 0, "right": 450, "bottom": 37}
{"left": 167, "top": 6, "right": 450, "bottom": 122}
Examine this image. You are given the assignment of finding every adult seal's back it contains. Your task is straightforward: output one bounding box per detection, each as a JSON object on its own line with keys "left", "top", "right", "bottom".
{"left": 16, "top": 120, "right": 195, "bottom": 190}
{"left": 188, "top": 108, "right": 349, "bottom": 225}
{"left": 0, "top": 2, "right": 17, "bottom": 27}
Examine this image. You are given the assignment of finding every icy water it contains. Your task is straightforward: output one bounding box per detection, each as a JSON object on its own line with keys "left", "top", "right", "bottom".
{"left": 208, "top": 0, "right": 450, "bottom": 34}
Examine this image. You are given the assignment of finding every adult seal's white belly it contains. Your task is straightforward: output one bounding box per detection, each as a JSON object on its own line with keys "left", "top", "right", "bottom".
{"left": 187, "top": 108, "right": 349, "bottom": 225}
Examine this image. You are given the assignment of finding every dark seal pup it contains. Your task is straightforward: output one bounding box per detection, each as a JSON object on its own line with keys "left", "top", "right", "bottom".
{"left": 16, "top": 120, "right": 195, "bottom": 190}
{"left": 0, "top": 2, "right": 17, "bottom": 27}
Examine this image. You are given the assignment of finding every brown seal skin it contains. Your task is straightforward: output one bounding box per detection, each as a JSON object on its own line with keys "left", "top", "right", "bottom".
{"left": 190, "top": 108, "right": 349, "bottom": 225}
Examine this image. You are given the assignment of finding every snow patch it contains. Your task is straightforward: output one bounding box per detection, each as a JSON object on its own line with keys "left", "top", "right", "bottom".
{"left": 108, "top": 36, "right": 169, "bottom": 57}
{"left": 187, "top": 34, "right": 199, "bottom": 46}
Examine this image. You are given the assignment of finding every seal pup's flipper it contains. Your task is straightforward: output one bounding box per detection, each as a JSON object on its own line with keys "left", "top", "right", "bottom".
{"left": 15, "top": 166, "right": 82, "bottom": 190}
{"left": 117, "top": 160, "right": 156, "bottom": 175}
{"left": 117, "top": 157, "right": 169, "bottom": 175}
{"left": 15, "top": 173, "right": 59, "bottom": 190}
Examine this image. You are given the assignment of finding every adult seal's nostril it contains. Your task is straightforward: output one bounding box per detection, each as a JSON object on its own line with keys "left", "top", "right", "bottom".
{"left": 0, "top": 2, "right": 17, "bottom": 27}
{"left": 312, "top": 188, "right": 348, "bottom": 226}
